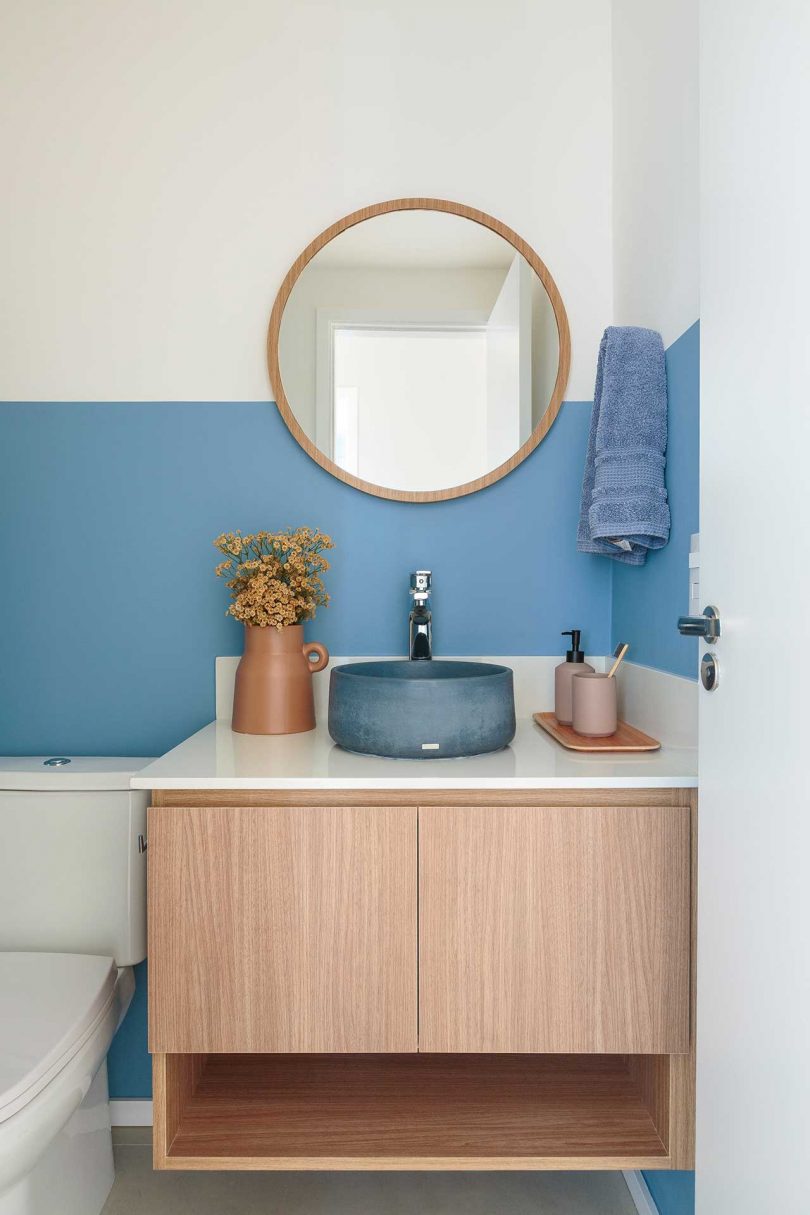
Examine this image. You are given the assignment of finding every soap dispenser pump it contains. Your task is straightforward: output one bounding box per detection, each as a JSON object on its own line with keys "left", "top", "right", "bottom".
{"left": 554, "top": 629, "right": 595, "bottom": 725}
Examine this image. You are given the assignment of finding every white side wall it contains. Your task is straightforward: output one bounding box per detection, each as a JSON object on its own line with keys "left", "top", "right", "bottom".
{"left": 0, "top": 0, "right": 612, "bottom": 403}
{"left": 611, "top": 0, "right": 699, "bottom": 342}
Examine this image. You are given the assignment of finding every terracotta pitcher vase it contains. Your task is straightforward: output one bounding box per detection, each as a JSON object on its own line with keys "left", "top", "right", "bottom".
{"left": 231, "top": 623, "right": 329, "bottom": 735}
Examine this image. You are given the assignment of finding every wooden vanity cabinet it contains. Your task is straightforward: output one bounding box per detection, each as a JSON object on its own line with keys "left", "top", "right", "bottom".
{"left": 418, "top": 804, "right": 690, "bottom": 1054}
{"left": 148, "top": 788, "right": 696, "bottom": 1173}
{"left": 148, "top": 805, "right": 417, "bottom": 1053}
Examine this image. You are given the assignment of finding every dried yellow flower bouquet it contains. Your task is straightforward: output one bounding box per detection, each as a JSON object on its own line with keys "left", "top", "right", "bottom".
{"left": 214, "top": 528, "right": 334, "bottom": 630}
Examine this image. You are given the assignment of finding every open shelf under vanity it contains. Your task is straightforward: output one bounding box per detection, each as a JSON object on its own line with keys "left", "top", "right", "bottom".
{"left": 153, "top": 1051, "right": 688, "bottom": 1171}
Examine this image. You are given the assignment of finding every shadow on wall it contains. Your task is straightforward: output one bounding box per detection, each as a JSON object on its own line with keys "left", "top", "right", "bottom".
{"left": 107, "top": 960, "right": 149, "bottom": 1097}
{"left": 611, "top": 321, "right": 700, "bottom": 679}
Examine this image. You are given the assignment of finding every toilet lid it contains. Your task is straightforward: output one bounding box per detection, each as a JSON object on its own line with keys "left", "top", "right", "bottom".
{"left": 0, "top": 953, "right": 117, "bottom": 1122}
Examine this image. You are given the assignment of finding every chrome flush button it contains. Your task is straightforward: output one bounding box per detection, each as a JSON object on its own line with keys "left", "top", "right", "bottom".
{"left": 43, "top": 757, "right": 71, "bottom": 766}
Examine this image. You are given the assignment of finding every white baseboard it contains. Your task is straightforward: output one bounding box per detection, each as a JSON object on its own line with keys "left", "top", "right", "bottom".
{"left": 110, "top": 1099, "right": 153, "bottom": 1127}
{"left": 623, "top": 1170, "right": 660, "bottom": 1215}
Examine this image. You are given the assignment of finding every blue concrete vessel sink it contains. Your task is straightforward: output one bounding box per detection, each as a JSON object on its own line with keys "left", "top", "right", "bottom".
{"left": 328, "top": 660, "right": 516, "bottom": 759}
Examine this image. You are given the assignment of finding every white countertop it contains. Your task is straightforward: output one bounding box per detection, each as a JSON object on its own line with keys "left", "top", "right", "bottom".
{"left": 131, "top": 718, "right": 697, "bottom": 791}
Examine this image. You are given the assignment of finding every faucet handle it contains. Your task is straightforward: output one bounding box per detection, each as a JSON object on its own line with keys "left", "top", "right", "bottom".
{"left": 410, "top": 570, "right": 432, "bottom": 599}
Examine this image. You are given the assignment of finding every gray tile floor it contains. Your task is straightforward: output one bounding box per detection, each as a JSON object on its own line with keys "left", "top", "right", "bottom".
{"left": 103, "top": 1135, "right": 638, "bottom": 1215}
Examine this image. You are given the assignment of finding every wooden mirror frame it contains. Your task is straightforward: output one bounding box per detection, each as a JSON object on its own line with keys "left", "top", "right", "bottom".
{"left": 267, "top": 198, "right": 571, "bottom": 503}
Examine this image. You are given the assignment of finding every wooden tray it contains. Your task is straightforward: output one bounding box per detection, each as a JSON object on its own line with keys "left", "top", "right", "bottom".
{"left": 533, "top": 712, "right": 661, "bottom": 753}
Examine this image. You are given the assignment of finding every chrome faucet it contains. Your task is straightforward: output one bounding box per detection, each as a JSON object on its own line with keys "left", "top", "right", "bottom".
{"left": 408, "top": 570, "right": 432, "bottom": 660}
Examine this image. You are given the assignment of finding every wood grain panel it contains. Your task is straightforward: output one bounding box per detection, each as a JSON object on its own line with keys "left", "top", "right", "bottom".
{"left": 158, "top": 1052, "right": 667, "bottom": 1170}
{"left": 626, "top": 798, "right": 697, "bottom": 1167}
{"left": 153, "top": 1053, "right": 203, "bottom": 1167}
{"left": 419, "top": 804, "right": 690, "bottom": 1053}
{"left": 150, "top": 787, "right": 693, "bottom": 808}
{"left": 628, "top": 1055, "right": 670, "bottom": 1147}
{"left": 148, "top": 805, "right": 417, "bottom": 1053}
{"left": 666, "top": 788, "right": 698, "bottom": 1167}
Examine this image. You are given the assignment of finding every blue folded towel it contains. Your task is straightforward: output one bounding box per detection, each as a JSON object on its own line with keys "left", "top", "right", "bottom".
{"left": 577, "top": 326, "right": 670, "bottom": 565}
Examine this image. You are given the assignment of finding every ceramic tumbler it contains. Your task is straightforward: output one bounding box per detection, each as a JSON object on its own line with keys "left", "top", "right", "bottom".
{"left": 571, "top": 671, "right": 618, "bottom": 737}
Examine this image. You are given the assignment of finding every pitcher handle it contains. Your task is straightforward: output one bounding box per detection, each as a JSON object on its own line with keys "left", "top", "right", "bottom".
{"left": 303, "top": 641, "right": 329, "bottom": 673}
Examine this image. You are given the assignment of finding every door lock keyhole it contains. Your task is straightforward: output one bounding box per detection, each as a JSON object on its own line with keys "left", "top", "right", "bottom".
{"left": 701, "top": 652, "right": 719, "bottom": 691}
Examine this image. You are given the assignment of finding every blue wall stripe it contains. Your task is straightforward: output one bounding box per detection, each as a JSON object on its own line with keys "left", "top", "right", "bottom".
{"left": 106, "top": 960, "right": 150, "bottom": 1097}
{"left": 643, "top": 1170, "right": 696, "bottom": 1215}
{"left": 0, "top": 399, "right": 610, "bottom": 759}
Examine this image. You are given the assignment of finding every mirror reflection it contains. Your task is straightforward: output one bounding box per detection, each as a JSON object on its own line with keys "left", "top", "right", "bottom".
{"left": 276, "top": 209, "right": 563, "bottom": 495}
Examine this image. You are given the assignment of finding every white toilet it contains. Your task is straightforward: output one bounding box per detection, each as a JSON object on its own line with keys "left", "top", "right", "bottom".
{"left": 0, "top": 757, "right": 152, "bottom": 1215}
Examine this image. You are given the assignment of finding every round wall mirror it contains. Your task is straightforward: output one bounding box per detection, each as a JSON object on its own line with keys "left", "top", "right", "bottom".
{"left": 268, "top": 199, "right": 570, "bottom": 502}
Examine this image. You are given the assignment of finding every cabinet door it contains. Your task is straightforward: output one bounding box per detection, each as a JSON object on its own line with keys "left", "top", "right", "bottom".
{"left": 419, "top": 804, "right": 690, "bottom": 1054}
{"left": 149, "top": 805, "right": 417, "bottom": 1053}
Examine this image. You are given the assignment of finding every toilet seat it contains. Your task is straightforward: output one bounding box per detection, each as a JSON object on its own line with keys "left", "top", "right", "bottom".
{"left": 0, "top": 953, "right": 117, "bottom": 1124}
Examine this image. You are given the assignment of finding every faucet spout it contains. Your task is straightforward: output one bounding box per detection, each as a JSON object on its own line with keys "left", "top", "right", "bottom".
{"left": 408, "top": 570, "right": 433, "bottom": 660}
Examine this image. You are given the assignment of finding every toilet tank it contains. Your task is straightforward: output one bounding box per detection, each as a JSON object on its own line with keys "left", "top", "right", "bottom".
{"left": 0, "top": 757, "right": 154, "bottom": 965}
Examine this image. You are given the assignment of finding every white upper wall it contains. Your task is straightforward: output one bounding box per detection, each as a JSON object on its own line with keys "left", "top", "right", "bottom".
{"left": 611, "top": 0, "right": 699, "bottom": 345}
{"left": 0, "top": 0, "right": 612, "bottom": 402}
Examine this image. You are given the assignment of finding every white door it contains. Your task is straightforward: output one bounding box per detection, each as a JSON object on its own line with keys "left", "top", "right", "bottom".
{"left": 697, "top": 5, "right": 810, "bottom": 1212}
{"left": 485, "top": 253, "right": 532, "bottom": 467}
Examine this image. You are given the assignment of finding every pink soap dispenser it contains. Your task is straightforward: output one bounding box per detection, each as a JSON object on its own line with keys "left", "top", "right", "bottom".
{"left": 554, "top": 630, "right": 595, "bottom": 725}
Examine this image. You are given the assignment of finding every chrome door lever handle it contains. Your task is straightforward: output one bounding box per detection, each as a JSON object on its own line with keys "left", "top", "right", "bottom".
{"left": 678, "top": 605, "right": 721, "bottom": 643}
